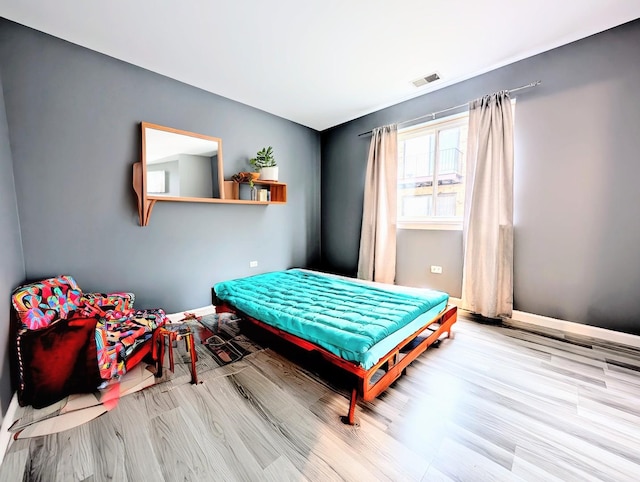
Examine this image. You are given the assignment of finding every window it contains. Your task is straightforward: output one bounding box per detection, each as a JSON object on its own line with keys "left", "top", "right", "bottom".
{"left": 147, "top": 170, "right": 167, "bottom": 193}
{"left": 397, "top": 113, "right": 468, "bottom": 229}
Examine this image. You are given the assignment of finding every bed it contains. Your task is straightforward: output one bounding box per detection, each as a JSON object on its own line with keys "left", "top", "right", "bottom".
{"left": 212, "top": 269, "right": 457, "bottom": 424}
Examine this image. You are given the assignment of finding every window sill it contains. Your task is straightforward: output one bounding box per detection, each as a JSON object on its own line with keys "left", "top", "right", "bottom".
{"left": 397, "top": 222, "right": 463, "bottom": 231}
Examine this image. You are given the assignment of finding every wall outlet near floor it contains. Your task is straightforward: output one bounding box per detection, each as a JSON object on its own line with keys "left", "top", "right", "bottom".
{"left": 249, "top": 261, "right": 258, "bottom": 268}
{"left": 430, "top": 265, "right": 443, "bottom": 274}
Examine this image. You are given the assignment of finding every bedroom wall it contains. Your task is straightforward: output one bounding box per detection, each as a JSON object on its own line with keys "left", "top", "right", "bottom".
{"left": 0, "top": 72, "right": 26, "bottom": 420}
{"left": 0, "top": 19, "right": 321, "bottom": 313}
{"left": 321, "top": 19, "right": 640, "bottom": 335}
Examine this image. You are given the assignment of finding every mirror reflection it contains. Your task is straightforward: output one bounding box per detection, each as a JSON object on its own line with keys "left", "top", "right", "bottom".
{"left": 143, "top": 123, "right": 224, "bottom": 199}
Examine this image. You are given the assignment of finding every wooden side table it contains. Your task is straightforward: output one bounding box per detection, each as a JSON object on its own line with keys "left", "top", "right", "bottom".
{"left": 152, "top": 323, "right": 198, "bottom": 384}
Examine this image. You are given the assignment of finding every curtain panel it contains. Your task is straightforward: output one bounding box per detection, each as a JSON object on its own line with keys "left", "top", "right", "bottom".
{"left": 357, "top": 124, "right": 398, "bottom": 284}
{"left": 462, "top": 92, "right": 514, "bottom": 318}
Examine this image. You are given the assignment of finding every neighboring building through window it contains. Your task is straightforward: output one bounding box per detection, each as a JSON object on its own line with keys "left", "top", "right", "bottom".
{"left": 397, "top": 112, "right": 468, "bottom": 229}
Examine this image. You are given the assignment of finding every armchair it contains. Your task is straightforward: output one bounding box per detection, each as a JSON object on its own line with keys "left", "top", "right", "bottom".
{"left": 11, "top": 275, "right": 167, "bottom": 408}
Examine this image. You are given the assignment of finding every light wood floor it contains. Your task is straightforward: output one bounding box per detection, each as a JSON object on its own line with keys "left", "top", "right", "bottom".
{"left": 2, "top": 313, "right": 640, "bottom": 481}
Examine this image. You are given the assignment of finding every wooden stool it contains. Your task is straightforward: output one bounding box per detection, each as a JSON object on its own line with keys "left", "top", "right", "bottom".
{"left": 153, "top": 324, "right": 198, "bottom": 384}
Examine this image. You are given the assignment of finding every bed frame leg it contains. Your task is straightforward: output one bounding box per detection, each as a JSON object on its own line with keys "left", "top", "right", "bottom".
{"left": 341, "top": 388, "right": 359, "bottom": 426}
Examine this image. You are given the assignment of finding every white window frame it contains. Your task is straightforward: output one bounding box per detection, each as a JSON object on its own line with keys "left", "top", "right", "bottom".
{"left": 397, "top": 111, "right": 468, "bottom": 231}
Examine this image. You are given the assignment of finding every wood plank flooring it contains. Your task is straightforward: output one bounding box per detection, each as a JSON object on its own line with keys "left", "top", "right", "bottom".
{"left": 2, "top": 313, "right": 640, "bottom": 481}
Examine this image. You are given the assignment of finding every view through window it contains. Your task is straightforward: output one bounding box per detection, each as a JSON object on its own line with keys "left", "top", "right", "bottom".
{"left": 397, "top": 113, "right": 468, "bottom": 227}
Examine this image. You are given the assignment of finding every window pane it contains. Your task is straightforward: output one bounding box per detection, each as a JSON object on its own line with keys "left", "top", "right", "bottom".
{"left": 435, "top": 192, "right": 456, "bottom": 217}
{"left": 437, "top": 126, "right": 462, "bottom": 178}
{"left": 402, "top": 194, "right": 432, "bottom": 217}
{"left": 398, "top": 115, "right": 468, "bottom": 224}
{"left": 147, "top": 170, "right": 166, "bottom": 193}
{"left": 399, "top": 134, "right": 434, "bottom": 181}
{"left": 435, "top": 124, "right": 466, "bottom": 217}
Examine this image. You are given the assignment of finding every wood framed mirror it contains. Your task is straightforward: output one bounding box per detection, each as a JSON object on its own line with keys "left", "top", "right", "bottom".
{"left": 133, "top": 122, "right": 225, "bottom": 226}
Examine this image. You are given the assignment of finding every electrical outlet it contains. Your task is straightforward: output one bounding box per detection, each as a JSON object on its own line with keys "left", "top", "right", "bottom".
{"left": 249, "top": 261, "right": 258, "bottom": 268}
{"left": 430, "top": 265, "right": 443, "bottom": 274}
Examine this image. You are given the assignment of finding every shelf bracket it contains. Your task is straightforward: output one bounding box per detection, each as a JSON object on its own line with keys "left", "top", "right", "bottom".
{"left": 133, "top": 162, "right": 155, "bottom": 226}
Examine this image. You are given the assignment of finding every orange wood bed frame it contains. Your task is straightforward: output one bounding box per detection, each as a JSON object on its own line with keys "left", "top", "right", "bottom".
{"left": 213, "top": 290, "right": 457, "bottom": 425}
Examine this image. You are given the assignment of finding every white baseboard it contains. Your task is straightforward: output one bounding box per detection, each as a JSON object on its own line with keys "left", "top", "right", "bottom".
{"left": 165, "top": 305, "right": 216, "bottom": 323}
{"left": 506, "top": 309, "right": 640, "bottom": 348}
{"left": 449, "top": 296, "right": 640, "bottom": 349}
{"left": 0, "top": 392, "right": 19, "bottom": 465}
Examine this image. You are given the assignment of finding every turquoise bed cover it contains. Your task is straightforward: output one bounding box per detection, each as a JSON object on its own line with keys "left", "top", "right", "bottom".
{"left": 214, "top": 269, "right": 449, "bottom": 369}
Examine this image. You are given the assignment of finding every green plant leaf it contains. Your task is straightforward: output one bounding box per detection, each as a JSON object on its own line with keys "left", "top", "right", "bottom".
{"left": 249, "top": 146, "right": 276, "bottom": 169}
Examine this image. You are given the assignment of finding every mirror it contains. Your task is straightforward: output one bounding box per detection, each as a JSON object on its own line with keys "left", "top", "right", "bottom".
{"left": 142, "top": 122, "right": 224, "bottom": 200}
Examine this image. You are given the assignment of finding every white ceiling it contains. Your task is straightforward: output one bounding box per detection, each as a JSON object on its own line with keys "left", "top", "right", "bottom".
{"left": 1, "top": 1, "right": 639, "bottom": 130}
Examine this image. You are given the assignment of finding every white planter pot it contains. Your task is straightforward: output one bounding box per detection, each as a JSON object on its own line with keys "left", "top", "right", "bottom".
{"left": 260, "top": 166, "right": 279, "bottom": 181}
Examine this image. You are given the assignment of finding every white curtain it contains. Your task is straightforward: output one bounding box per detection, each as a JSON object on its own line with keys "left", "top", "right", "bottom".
{"left": 357, "top": 124, "right": 398, "bottom": 284}
{"left": 462, "top": 92, "right": 514, "bottom": 318}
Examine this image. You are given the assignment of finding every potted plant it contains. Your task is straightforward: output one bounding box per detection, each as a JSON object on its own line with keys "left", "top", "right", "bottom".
{"left": 249, "top": 146, "right": 278, "bottom": 181}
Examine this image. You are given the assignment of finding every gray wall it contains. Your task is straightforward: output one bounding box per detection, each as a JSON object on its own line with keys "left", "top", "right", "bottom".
{"left": 395, "top": 229, "right": 463, "bottom": 297}
{"left": 0, "top": 72, "right": 26, "bottom": 420}
{"left": 321, "top": 19, "right": 640, "bottom": 335}
{"left": 0, "top": 19, "right": 321, "bottom": 314}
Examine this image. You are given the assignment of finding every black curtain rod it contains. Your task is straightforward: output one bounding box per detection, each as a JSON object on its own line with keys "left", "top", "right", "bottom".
{"left": 357, "top": 80, "right": 542, "bottom": 137}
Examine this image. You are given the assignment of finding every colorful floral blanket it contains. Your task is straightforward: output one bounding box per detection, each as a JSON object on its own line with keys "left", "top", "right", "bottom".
{"left": 12, "top": 276, "right": 166, "bottom": 382}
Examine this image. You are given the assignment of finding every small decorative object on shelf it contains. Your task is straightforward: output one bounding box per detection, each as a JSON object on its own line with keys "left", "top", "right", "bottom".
{"left": 249, "top": 146, "right": 279, "bottom": 181}
{"left": 231, "top": 171, "right": 257, "bottom": 188}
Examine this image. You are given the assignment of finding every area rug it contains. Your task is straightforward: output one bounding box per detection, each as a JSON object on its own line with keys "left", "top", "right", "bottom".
{"left": 8, "top": 363, "right": 156, "bottom": 439}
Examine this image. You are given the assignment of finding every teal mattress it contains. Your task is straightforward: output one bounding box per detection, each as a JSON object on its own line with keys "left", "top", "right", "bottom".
{"left": 214, "top": 269, "right": 449, "bottom": 369}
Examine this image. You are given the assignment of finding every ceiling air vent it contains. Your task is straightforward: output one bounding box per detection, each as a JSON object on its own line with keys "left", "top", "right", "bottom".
{"left": 412, "top": 72, "right": 440, "bottom": 87}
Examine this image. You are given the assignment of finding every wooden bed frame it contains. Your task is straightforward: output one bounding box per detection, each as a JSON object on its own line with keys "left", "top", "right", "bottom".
{"left": 213, "top": 289, "right": 457, "bottom": 425}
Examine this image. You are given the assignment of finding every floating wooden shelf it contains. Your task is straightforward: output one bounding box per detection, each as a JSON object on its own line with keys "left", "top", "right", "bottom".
{"left": 134, "top": 164, "right": 287, "bottom": 226}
